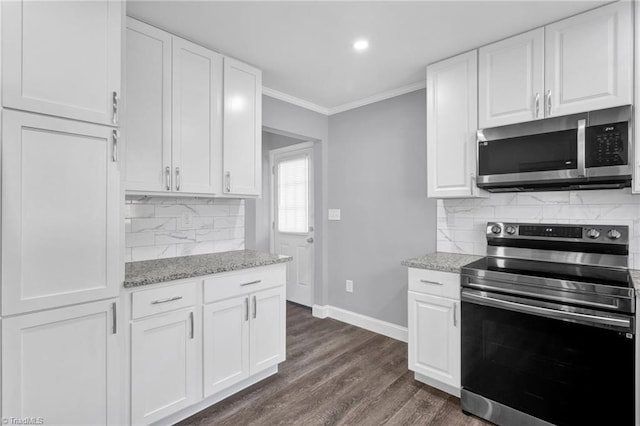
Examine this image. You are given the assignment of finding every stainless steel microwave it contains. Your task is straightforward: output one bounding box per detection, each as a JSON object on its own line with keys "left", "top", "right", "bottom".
{"left": 476, "top": 105, "right": 633, "bottom": 192}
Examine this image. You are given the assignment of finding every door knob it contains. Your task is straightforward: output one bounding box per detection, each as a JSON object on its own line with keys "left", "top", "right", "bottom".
{"left": 306, "top": 237, "right": 314, "bottom": 243}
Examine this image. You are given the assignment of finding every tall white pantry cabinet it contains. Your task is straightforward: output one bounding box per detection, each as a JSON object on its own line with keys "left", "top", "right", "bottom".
{"left": 0, "top": 1, "right": 124, "bottom": 424}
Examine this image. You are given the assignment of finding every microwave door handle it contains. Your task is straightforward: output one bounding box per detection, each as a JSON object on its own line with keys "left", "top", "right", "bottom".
{"left": 577, "top": 119, "right": 586, "bottom": 178}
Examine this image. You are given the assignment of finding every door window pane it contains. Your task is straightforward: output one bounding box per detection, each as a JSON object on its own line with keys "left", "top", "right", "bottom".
{"left": 277, "top": 156, "right": 309, "bottom": 233}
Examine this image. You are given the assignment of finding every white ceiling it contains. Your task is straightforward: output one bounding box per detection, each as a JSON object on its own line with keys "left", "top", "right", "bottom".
{"left": 127, "top": 0, "right": 610, "bottom": 114}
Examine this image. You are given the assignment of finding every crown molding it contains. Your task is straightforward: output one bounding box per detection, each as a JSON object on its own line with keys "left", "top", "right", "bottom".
{"left": 327, "top": 81, "right": 426, "bottom": 115}
{"left": 262, "top": 80, "right": 426, "bottom": 117}
{"left": 262, "top": 87, "right": 330, "bottom": 115}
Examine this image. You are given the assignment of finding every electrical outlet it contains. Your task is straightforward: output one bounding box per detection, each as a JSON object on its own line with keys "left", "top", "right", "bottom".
{"left": 182, "top": 212, "right": 193, "bottom": 227}
{"left": 346, "top": 280, "right": 353, "bottom": 293}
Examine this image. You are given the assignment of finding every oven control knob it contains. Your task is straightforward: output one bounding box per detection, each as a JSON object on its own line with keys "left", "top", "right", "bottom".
{"left": 586, "top": 228, "right": 600, "bottom": 239}
{"left": 491, "top": 225, "right": 502, "bottom": 235}
{"left": 505, "top": 225, "right": 516, "bottom": 235}
{"left": 607, "top": 229, "right": 622, "bottom": 240}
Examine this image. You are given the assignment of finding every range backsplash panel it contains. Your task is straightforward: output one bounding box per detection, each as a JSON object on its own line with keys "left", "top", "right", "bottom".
{"left": 437, "top": 189, "right": 640, "bottom": 269}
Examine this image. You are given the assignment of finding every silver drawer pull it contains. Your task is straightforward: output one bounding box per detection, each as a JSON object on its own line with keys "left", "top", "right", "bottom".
{"left": 419, "top": 279, "right": 443, "bottom": 285}
{"left": 151, "top": 296, "right": 183, "bottom": 305}
{"left": 240, "top": 280, "right": 261, "bottom": 287}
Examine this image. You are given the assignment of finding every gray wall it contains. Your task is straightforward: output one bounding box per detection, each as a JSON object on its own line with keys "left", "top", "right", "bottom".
{"left": 246, "top": 95, "right": 329, "bottom": 306}
{"left": 327, "top": 89, "right": 436, "bottom": 327}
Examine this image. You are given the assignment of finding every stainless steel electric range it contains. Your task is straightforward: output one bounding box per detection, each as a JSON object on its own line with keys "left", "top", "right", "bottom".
{"left": 460, "top": 222, "right": 635, "bottom": 426}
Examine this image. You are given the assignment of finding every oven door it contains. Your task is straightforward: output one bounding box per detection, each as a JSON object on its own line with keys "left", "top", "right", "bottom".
{"left": 461, "top": 289, "right": 635, "bottom": 426}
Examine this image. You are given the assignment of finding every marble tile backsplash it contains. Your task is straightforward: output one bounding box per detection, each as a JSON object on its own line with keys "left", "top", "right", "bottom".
{"left": 437, "top": 189, "right": 640, "bottom": 269}
{"left": 125, "top": 196, "right": 245, "bottom": 262}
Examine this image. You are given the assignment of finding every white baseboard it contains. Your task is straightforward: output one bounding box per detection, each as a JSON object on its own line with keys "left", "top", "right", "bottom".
{"left": 311, "top": 304, "right": 329, "bottom": 319}
{"left": 311, "top": 304, "right": 407, "bottom": 342}
{"left": 154, "top": 366, "right": 278, "bottom": 425}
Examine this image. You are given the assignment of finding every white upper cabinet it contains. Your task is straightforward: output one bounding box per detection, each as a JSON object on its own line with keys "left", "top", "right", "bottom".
{"left": 478, "top": 2, "right": 632, "bottom": 128}
{"left": 124, "top": 18, "right": 172, "bottom": 192}
{"left": 125, "top": 19, "right": 261, "bottom": 197}
{"left": 426, "top": 50, "right": 482, "bottom": 198}
{"left": 223, "top": 58, "right": 262, "bottom": 196}
{"left": 479, "top": 28, "right": 545, "bottom": 128}
{"left": 545, "top": 1, "right": 632, "bottom": 118}
{"left": 2, "top": 0, "right": 121, "bottom": 126}
{"left": 2, "top": 110, "right": 120, "bottom": 315}
{"left": 124, "top": 18, "right": 222, "bottom": 195}
{"left": 172, "top": 37, "right": 223, "bottom": 194}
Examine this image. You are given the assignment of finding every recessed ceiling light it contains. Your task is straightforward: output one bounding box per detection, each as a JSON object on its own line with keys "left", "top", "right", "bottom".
{"left": 353, "top": 39, "right": 369, "bottom": 51}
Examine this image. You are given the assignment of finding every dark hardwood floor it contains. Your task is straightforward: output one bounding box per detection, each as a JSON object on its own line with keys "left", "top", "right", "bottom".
{"left": 179, "top": 302, "right": 491, "bottom": 426}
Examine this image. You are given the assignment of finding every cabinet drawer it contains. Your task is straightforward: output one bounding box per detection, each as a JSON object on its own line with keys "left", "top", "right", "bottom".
{"left": 132, "top": 281, "right": 198, "bottom": 320}
{"left": 204, "top": 265, "right": 285, "bottom": 304}
{"left": 408, "top": 268, "right": 460, "bottom": 300}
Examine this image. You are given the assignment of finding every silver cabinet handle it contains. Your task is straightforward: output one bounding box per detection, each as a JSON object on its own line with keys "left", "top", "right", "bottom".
{"left": 306, "top": 237, "right": 314, "bottom": 243}
{"left": 225, "top": 172, "right": 231, "bottom": 192}
{"left": 546, "top": 89, "right": 552, "bottom": 116}
{"left": 189, "top": 311, "right": 194, "bottom": 339}
{"left": 112, "top": 130, "right": 119, "bottom": 162}
{"left": 577, "top": 119, "right": 586, "bottom": 178}
{"left": 175, "top": 167, "right": 181, "bottom": 191}
{"left": 112, "top": 302, "right": 117, "bottom": 334}
{"left": 245, "top": 297, "right": 249, "bottom": 321}
{"left": 534, "top": 92, "right": 540, "bottom": 118}
{"left": 165, "top": 166, "right": 171, "bottom": 191}
{"left": 112, "top": 91, "right": 119, "bottom": 125}
{"left": 151, "top": 296, "right": 183, "bottom": 305}
{"left": 253, "top": 295, "right": 257, "bottom": 319}
{"left": 420, "top": 279, "right": 443, "bottom": 285}
{"left": 240, "top": 280, "right": 261, "bottom": 287}
{"left": 453, "top": 302, "right": 457, "bottom": 327}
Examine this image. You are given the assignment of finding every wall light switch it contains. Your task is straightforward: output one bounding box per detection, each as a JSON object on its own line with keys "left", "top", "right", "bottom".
{"left": 328, "top": 209, "right": 341, "bottom": 221}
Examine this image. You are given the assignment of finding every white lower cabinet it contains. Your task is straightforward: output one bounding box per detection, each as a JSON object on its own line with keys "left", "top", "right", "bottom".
{"left": 2, "top": 299, "right": 121, "bottom": 425}
{"left": 131, "top": 306, "right": 201, "bottom": 425}
{"left": 203, "top": 296, "right": 250, "bottom": 396}
{"left": 127, "top": 264, "right": 287, "bottom": 424}
{"left": 203, "top": 285, "right": 286, "bottom": 398}
{"left": 407, "top": 269, "right": 460, "bottom": 395}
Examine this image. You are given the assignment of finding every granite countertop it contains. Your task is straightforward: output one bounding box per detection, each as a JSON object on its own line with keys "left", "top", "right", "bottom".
{"left": 124, "top": 249, "right": 292, "bottom": 288}
{"left": 401, "top": 252, "right": 483, "bottom": 274}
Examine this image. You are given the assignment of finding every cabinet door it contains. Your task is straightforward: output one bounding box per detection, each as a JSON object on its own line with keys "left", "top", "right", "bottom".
{"left": 545, "top": 1, "right": 632, "bottom": 117}
{"left": 408, "top": 292, "right": 460, "bottom": 389}
{"left": 249, "top": 286, "right": 286, "bottom": 374}
{"left": 172, "top": 37, "right": 223, "bottom": 195}
{"left": 426, "top": 51, "right": 480, "bottom": 198}
{"left": 131, "top": 308, "right": 201, "bottom": 425}
{"left": 2, "top": 0, "right": 121, "bottom": 125}
{"left": 223, "top": 57, "right": 262, "bottom": 196}
{"left": 2, "top": 110, "right": 120, "bottom": 315}
{"left": 124, "top": 18, "right": 172, "bottom": 192}
{"left": 3, "top": 300, "right": 120, "bottom": 425}
{"left": 479, "top": 28, "right": 544, "bottom": 128}
{"left": 203, "top": 296, "right": 250, "bottom": 397}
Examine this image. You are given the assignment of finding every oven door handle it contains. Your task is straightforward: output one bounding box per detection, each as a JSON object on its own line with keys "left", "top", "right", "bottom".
{"left": 461, "top": 290, "right": 633, "bottom": 332}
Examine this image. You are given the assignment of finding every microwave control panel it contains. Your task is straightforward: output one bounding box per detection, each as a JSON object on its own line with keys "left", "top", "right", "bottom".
{"left": 586, "top": 122, "right": 628, "bottom": 167}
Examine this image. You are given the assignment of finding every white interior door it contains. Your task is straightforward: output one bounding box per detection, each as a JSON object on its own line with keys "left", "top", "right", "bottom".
{"left": 271, "top": 144, "right": 314, "bottom": 307}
